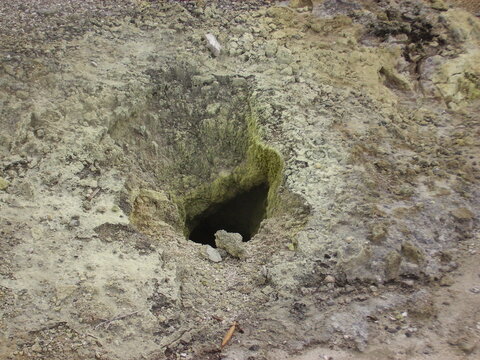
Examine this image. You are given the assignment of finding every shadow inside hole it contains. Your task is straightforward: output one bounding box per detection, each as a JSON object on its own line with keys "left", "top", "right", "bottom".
{"left": 188, "top": 183, "right": 269, "bottom": 247}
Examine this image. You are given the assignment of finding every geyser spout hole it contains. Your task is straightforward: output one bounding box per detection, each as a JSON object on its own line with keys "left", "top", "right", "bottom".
{"left": 187, "top": 183, "right": 269, "bottom": 247}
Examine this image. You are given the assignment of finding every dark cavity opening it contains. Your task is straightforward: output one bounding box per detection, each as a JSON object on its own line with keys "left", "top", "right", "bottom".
{"left": 188, "top": 183, "right": 269, "bottom": 247}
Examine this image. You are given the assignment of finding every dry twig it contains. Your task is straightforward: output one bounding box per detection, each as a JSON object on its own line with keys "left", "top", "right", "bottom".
{"left": 94, "top": 311, "right": 139, "bottom": 330}
{"left": 221, "top": 321, "right": 243, "bottom": 348}
{"left": 87, "top": 187, "right": 100, "bottom": 202}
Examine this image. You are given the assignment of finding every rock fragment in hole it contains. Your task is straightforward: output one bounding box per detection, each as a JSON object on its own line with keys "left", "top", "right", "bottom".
{"left": 215, "top": 230, "right": 246, "bottom": 259}
{"left": 205, "top": 245, "right": 222, "bottom": 263}
{"left": 205, "top": 33, "right": 221, "bottom": 57}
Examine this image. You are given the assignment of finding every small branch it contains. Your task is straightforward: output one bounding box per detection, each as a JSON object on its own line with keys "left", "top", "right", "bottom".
{"left": 29, "top": 321, "right": 67, "bottom": 333}
{"left": 221, "top": 321, "right": 241, "bottom": 348}
{"left": 161, "top": 330, "right": 189, "bottom": 351}
{"left": 87, "top": 187, "right": 101, "bottom": 202}
{"left": 94, "top": 311, "right": 139, "bottom": 330}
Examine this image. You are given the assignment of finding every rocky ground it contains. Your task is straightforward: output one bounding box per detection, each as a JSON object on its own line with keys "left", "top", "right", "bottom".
{"left": 0, "top": 1, "right": 479, "bottom": 359}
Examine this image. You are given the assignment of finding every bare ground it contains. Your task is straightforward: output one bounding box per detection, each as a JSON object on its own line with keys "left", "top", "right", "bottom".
{"left": 0, "top": 1, "right": 479, "bottom": 360}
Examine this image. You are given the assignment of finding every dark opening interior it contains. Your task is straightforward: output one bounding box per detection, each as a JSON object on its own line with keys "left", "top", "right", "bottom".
{"left": 188, "top": 183, "right": 269, "bottom": 247}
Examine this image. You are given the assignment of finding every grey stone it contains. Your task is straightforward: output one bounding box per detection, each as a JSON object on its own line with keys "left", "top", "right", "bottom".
{"left": 265, "top": 40, "right": 278, "bottom": 57}
{"left": 276, "top": 46, "right": 293, "bottom": 64}
{"left": 217, "top": 248, "right": 228, "bottom": 258}
{"left": 439, "top": 275, "right": 454, "bottom": 287}
{"left": 205, "top": 245, "right": 222, "bottom": 263}
{"left": 205, "top": 33, "right": 221, "bottom": 57}
{"left": 16, "top": 181, "right": 35, "bottom": 200}
{"left": 214, "top": 230, "right": 246, "bottom": 259}
{"left": 385, "top": 251, "right": 402, "bottom": 281}
{"left": 280, "top": 66, "right": 293, "bottom": 76}
{"left": 31, "top": 343, "right": 42, "bottom": 352}
{"left": 324, "top": 275, "right": 335, "bottom": 284}
{"left": 451, "top": 207, "right": 475, "bottom": 221}
{"left": 459, "top": 340, "right": 477, "bottom": 354}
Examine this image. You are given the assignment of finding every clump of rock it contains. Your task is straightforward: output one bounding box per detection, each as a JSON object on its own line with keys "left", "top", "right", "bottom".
{"left": 205, "top": 33, "right": 221, "bottom": 57}
{"left": 205, "top": 245, "right": 222, "bottom": 263}
{"left": 214, "top": 230, "right": 246, "bottom": 259}
{"left": 0, "top": 177, "right": 9, "bottom": 191}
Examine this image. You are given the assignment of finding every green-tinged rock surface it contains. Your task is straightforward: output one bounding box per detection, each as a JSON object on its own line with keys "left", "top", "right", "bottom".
{"left": 385, "top": 251, "right": 402, "bottom": 281}
{"left": 402, "top": 241, "right": 425, "bottom": 264}
{"left": 0, "top": 177, "right": 9, "bottom": 191}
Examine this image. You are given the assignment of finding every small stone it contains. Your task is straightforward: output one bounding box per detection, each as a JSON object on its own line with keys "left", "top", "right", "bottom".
{"left": 310, "top": 21, "right": 323, "bottom": 33}
{"left": 205, "top": 245, "right": 222, "bottom": 263}
{"left": 401, "top": 241, "right": 424, "bottom": 264}
{"left": 324, "top": 275, "right": 335, "bottom": 284}
{"left": 289, "top": 0, "right": 313, "bottom": 9}
{"left": 206, "top": 103, "right": 220, "bottom": 116}
{"left": 231, "top": 77, "right": 247, "bottom": 87}
{"left": 264, "top": 40, "right": 278, "bottom": 57}
{"left": 459, "top": 340, "right": 477, "bottom": 354}
{"left": 439, "top": 275, "right": 454, "bottom": 287}
{"left": 69, "top": 216, "right": 80, "bottom": 227}
{"left": 205, "top": 33, "right": 221, "bottom": 57}
{"left": 35, "top": 129, "right": 45, "bottom": 138}
{"left": 96, "top": 206, "right": 107, "bottom": 214}
{"left": 430, "top": 0, "right": 448, "bottom": 11}
{"left": 385, "top": 251, "right": 402, "bottom": 281}
{"left": 287, "top": 242, "right": 296, "bottom": 251}
{"left": 451, "top": 207, "right": 475, "bottom": 221}
{"left": 276, "top": 46, "right": 293, "bottom": 65}
{"left": 405, "top": 327, "right": 417, "bottom": 337}
{"left": 370, "top": 223, "right": 388, "bottom": 243}
{"left": 386, "top": 326, "right": 399, "bottom": 334}
{"left": 469, "top": 287, "right": 480, "bottom": 294}
{"left": 16, "top": 181, "right": 35, "bottom": 199}
{"left": 214, "top": 230, "right": 246, "bottom": 259}
{"left": 0, "top": 177, "right": 10, "bottom": 191}
{"left": 217, "top": 248, "right": 228, "bottom": 258}
{"left": 31, "top": 343, "right": 42, "bottom": 352}
{"left": 281, "top": 66, "right": 293, "bottom": 76}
